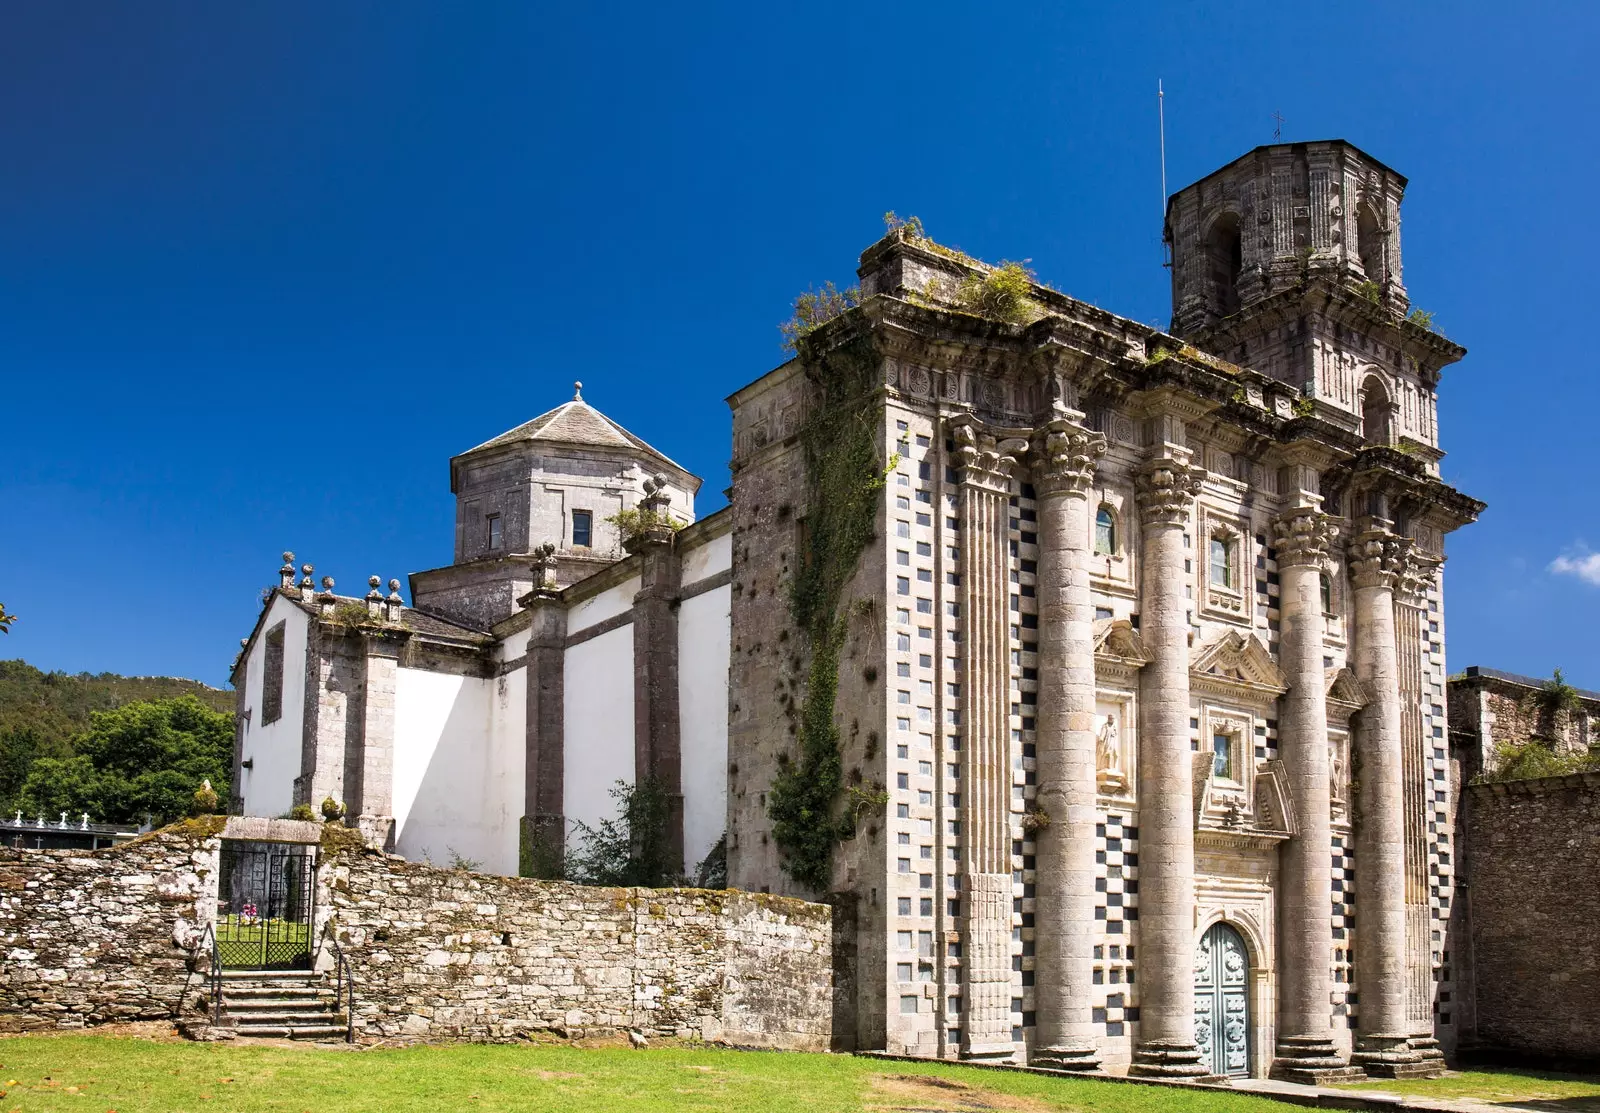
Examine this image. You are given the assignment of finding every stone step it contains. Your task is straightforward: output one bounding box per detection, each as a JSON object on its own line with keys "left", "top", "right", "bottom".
{"left": 219, "top": 999, "right": 336, "bottom": 1015}
{"left": 226, "top": 1010, "right": 345, "bottom": 1027}
{"left": 219, "top": 969, "right": 320, "bottom": 981}
{"left": 216, "top": 986, "right": 334, "bottom": 1001}
{"left": 229, "top": 1023, "right": 349, "bottom": 1041}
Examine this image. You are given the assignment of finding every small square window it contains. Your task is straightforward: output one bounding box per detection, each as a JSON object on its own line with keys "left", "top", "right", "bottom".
{"left": 487, "top": 513, "right": 504, "bottom": 551}
{"left": 900, "top": 995, "right": 919, "bottom": 1015}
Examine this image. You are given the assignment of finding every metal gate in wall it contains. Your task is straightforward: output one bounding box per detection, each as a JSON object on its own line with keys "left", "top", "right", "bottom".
{"left": 215, "top": 840, "right": 317, "bottom": 969}
{"left": 1194, "top": 921, "right": 1250, "bottom": 1078}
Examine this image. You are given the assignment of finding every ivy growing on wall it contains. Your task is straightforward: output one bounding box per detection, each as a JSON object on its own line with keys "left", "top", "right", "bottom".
{"left": 767, "top": 325, "right": 890, "bottom": 891}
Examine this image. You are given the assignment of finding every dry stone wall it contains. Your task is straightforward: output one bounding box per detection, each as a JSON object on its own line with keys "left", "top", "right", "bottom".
{"left": 327, "top": 851, "right": 834, "bottom": 1048}
{"left": 1460, "top": 773, "right": 1600, "bottom": 1067}
{"left": 0, "top": 825, "right": 218, "bottom": 1031}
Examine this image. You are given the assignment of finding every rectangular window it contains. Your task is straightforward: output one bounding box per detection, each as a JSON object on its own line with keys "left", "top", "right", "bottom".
{"left": 487, "top": 513, "right": 504, "bottom": 551}
{"left": 261, "top": 622, "right": 286, "bottom": 725}
{"left": 1209, "top": 537, "right": 1231, "bottom": 587}
{"left": 1213, "top": 732, "right": 1233, "bottom": 779}
{"left": 572, "top": 509, "right": 593, "bottom": 548}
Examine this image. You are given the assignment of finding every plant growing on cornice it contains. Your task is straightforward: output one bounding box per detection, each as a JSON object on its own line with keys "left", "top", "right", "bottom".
{"left": 606, "top": 506, "right": 683, "bottom": 542}
{"left": 956, "top": 261, "right": 1043, "bottom": 325}
{"left": 768, "top": 327, "right": 890, "bottom": 891}
{"left": 1477, "top": 737, "right": 1599, "bottom": 783}
{"left": 1540, "top": 668, "right": 1582, "bottom": 717}
{"left": 327, "top": 601, "right": 386, "bottom": 629}
{"left": 1291, "top": 396, "right": 1316, "bottom": 418}
{"left": 1353, "top": 279, "right": 1382, "bottom": 304}
{"left": 883, "top": 211, "right": 925, "bottom": 240}
{"left": 780, "top": 282, "right": 861, "bottom": 353}
{"left": 1406, "top": 307, "right": 1438, "bottom": 332}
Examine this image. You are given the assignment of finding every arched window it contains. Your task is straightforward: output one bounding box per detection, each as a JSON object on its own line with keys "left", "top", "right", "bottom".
{"left": 1320, "top": 572, "right": 1333, "bottom": 615}
{"left": 1357, "top": 202, "right": 1385, "bottom": 282}
{"left": 1360, "top": 375, "right": 1392, "bottom": 446}
{"left": 1094, "top": 505, "right": 1116, "bottom": 556}
{"left": 1205, "top": 213, "right": 1243, "bottom": 317}
{"left": 1209, "top": 535, "right": 1233, "bottom": 588}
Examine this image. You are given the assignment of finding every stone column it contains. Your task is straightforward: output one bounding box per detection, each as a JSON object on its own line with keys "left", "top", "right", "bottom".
{"left": 1128, "top": 455, "right": 1209, "bottom": 1078}
{"left": 628, "top": 478, "right": 685, "bottom": 875}
{"left": 1030, "top": 418, "right": 1106, "bottom": 1071}
{"left": 952, "top": 419, "right": 1027, "bottom": 1060}
{"left": 355, "top": 630, "right": 402, "bottom": 851}
{"left": 1347, "top": 520, "right": 1440, "bottom": 1079}
{"left": 1269, "top": 509, "right": 1359, "bottom": 1083}
{"left": 520, "top": 544, "right": 568, "bottom": 878}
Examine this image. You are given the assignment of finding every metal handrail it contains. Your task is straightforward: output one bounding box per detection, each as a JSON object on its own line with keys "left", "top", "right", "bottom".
{"left": 196, "top": 920, "right": 223, "bottom": 1026}
{"left": 330, "top": 937, "right": 355, "bottom": 1043}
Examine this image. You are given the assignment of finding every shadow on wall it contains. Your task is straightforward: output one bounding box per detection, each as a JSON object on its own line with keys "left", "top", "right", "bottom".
{"left": 395, "top": 676, "right": 515, "bottom": 874}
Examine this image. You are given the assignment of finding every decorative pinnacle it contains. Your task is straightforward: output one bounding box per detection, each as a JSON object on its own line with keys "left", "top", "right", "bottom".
{"left": 299, "top": 562, "right": 315, "bottom": 589}
{"left": 321, "top": 575, "right": 335, "bottom": 591}
{"left": 366, "top": 575, "right": 383, "bottom": 599}
{"left": 387, "top": 579, "right": 403, "bottom": 603}
{"left": 282, "top": 551, "right": 295, "bottom": 564}
{"left": 573, "top": 380, "right": 583, "bottom": 401}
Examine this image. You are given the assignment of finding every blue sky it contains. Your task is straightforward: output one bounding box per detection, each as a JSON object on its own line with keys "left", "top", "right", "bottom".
{"left": 2, "top": 2, "right": 1596, "bottom": 689}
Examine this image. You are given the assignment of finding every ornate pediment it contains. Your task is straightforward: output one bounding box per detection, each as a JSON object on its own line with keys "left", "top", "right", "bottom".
{"left": 1251, "top": 761, "right": 1297, "bottom": 837}
{"left": 1094, "top": 618, "right": 1152, "bottom": 686}
{"left": 1325, "top": 667, "right": 1369, "bottom": 720}
{"left": 1189, "top": 630, "right": 1287, "bottom": 702}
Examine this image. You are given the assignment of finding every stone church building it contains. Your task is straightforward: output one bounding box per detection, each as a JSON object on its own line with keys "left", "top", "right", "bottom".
{"left": 231, "top": 140, "right": 1481, "bottom": 1081}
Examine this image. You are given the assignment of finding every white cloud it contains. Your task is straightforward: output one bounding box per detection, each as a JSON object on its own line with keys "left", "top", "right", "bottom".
{"left": 1549, "top": 545, "right": 1600, "bottom": 586}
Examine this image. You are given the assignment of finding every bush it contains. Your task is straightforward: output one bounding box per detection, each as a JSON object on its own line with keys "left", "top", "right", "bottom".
{"left": 779, "top": 282, "right": 860, "bottom": 353}
{"left": 956, "top": 262, "right": 1040, "bottom": 325}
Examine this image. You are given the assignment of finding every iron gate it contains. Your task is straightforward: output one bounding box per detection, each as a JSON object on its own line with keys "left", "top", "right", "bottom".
{"left": 1194, "top": 921, "right": 1250, "bottom": 1078}
{"left": 216, "top": 840, "right": 317, "bottom": 969}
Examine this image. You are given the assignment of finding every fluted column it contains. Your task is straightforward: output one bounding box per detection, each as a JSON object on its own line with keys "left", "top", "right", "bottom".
{"left": 1128, "top": 456, "right": 1209, "bottom": 1078}
{"left": 1269, "top": 509, "right": 1356, "bottom": 1083}
{"left": 1348, "top": 520, "right": 1438, "bottom": 1078}
{"left": 952, "top": 419, "right": 1028, "bottom": 1060}
{"left": 1030, "top": 419, "right": 1106, "bottom": 1071}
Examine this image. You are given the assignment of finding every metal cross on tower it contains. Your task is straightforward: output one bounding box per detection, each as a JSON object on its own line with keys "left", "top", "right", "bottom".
{"left": 1271, "top": 110, "right": 1286, "bottom": 140}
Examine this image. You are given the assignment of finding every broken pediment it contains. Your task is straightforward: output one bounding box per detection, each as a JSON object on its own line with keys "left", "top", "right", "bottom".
{"left": 1189, "top": 630, "right": 1287, "bottom": 700}
{"left": 1325, "top": 667, "right": 1370, "bottom": 720}
{"left": 1093, "top": 618, "right": 1152, "bottom": 664}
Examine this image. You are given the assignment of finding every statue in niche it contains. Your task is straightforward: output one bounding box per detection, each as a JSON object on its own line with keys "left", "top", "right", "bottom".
{"left": 1330, "top": 741, "right": 1346, "bottom": 801}
{"left": 1096, "top": 711, "right": 1127, "bottom": 792}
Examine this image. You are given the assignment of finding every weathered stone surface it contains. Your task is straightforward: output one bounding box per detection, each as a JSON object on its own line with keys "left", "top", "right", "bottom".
{"left": 0, "top": 829, "right": 218, "bottom": 1031}
{"left": 1458, "top": 774, "right": 1600, "bottom": 1067}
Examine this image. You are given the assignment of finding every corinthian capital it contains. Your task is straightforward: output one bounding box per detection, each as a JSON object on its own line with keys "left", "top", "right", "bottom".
{"left": 1271, "top": 509, "right": 1337, "bottom": 569}
{"left": 1135, "top": 457, "right": 1204, "bottom": 527}
{"left": 1030, "top": 419, "right": 1105, "bottom": 499}
{"left": 1346, "top": 525, "right": 1415, "bottom": 591}
{"left": 951, "top": 417, "right": 1026, "bottom": 494}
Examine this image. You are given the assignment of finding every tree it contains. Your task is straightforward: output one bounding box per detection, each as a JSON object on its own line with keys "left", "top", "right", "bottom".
{"left": 0, "top": 603, "right": 15, "bottom": 634}
{"left": 18, "top": 695, "right": 233, "bottom": 825}
{"left": 564, "top": 778, "right": 681, "bottom": 888}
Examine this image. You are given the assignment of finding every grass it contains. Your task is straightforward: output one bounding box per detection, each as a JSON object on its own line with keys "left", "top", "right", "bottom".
{"left": 0, "top": 1034, "right": 1299, "bottom": 1113}
{"left": 214, "top": 915, "right": 311, "bottom": 969}
{"left": 1335, "top": 1065, "right": 1600, "bottom": 1102}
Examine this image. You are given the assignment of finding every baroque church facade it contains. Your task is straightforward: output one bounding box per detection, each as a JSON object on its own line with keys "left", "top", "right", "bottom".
{"left": 230, "top": 140, "right": 1481, "bottom": 1080}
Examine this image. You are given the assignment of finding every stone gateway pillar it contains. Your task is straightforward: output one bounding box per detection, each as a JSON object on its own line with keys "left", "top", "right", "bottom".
{"left": 952, "top": 420, "right": 1027, "bottom": 1060}
{"left": 1128, "top": 455, "right": 1210, "bottom": 1078}
{"left": 1269, "top": 509, "right": 1362, "bottom": 1083}
{"left": 1347, "top": 519, "right": 1442, "bottom": 1079}
{"left": 1029, "top": 418, "right": 1106, "bottom": 1071}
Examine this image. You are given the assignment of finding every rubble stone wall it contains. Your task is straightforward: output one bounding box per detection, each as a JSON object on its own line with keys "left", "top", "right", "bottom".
{"left": 0, "top": 825, "right": 219, "bottom": 1031}
{"left": 327, "top": 850, "right": 835, "bottom": 1048}
{"left": 1461, "top": 773, "right": 1600, "bottom": 1066}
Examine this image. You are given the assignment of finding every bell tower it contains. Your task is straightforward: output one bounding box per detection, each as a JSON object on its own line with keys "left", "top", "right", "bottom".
{"left": 1165, "top": 141, "right": 1460, "bottom": 463}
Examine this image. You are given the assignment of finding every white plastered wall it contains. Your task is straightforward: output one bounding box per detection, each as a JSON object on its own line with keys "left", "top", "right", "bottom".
{"left": 678, "top": 582, "right": 730, "bottom": 874}
{"left": 567, "top": 574, "right": 640, "bottom": 635}
{"left": 563, "top": 625, "right": 635, "bottom": 845}
{"left": 237, "top": 594, "right": 309, "bottom": 819}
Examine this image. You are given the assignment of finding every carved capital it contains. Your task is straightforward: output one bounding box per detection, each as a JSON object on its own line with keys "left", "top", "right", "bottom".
{"left": 1135, "top": 457, "right": 1204, "bottom": 527}
{"left": 1030, "top": 418, "right": 1105, "bottom": 499}
{"left": 951, "top": 417, "right": 1026, "bottom": 494}
{"left": 1346, "top": 526, "right": 1415, "bottom": 592}
{"left": 1271, "top": 509, "right": 1337, "bottom": 569}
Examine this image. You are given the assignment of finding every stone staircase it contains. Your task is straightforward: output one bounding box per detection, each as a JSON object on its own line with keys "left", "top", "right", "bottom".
{"left": 200, "top": 970, "right": 349, "bottom": 1041}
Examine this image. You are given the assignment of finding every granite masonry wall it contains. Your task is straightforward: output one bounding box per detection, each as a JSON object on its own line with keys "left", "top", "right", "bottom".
{"left": 0, "top": 820, "right": 836, "bottom": 1049}
{"left": 1459, "top": 772, "right": 1600, "bottom": 1067}
{"left": 0, "top": 825, "right": 219, "bottom": 1031}
{"left": 326, "top": 850, "right": 835, "bottom": 1048}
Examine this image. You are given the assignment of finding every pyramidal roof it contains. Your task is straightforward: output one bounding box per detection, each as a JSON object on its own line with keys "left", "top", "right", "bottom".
{"left": 460, "top": 382, "right": 688, "bottom": 474}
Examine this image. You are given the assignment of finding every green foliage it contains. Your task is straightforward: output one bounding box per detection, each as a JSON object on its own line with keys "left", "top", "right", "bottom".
{"left": 1479, "top": 738, "right": 1600, "bottom": 783}
{"left": 1406, "top": 307, "right": 1437, "bottom": 331}
{"left": 519, "top": 819, "right": 566, "bottom": 880}
{"left": 779, "top": 281, "right": 860, "bottom": 354}
{"left": 1541, "top": 668, "right": 1583, "bottom": 715}
{"left": 1353, "top": 279, "right": 1382, "bottom": 304}
{"left": 565, "top": 777, "right": 682, "bottom": 887}
{"left": 1291, "top": 396, "right": 1316, "bottom": 418}
{"left": 955, "top": 261, "right": 1041, "bottom": 325}
{"left": 0, "top": 603, "right": 16, "bottom": 635}
{"left": 327, "top": 601, "right": 385, "bottom": 628}
{"left": 16, "top": 694, "right": 234, "bottom": 826}
{"left": 882, "top": 211, "right": 925, "bottom": 239}
{"left": 192, "top": 779, "right": 219, "bottom": 816}
{"left": 446, "top": 846, "right": 484, "bottom": 872}
{"left": 769, "top": 331, "right": 889, "bottom": 891}
{"left": 606, "top": 506, "right": 684, "bottom": 543}
{"left": 288, "top": 803, "right": 316, "bottom": 822}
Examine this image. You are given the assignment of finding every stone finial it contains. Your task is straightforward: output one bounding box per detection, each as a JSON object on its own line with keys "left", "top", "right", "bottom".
{"left": 80, "top": 812, "right": 89, "bottom": 830}
{"left": 240, "top": 638, "right": 249, "bottom": 649}
{"left": 386, "top": 578, "right": 404, "bottom": 621}
{"left": 366, "top": 575, "right": 384, "bottom": 618}
{"left": 573, "top": 381, "right": 583, "bottom": 401}
{"left": 321, "top": 575, "right": 336, "bottom": 591}
{"left": 640, "top": 473, "right": 672, "bottom": 514}
{"left": 300, "top": 563, "right": 315, "bottom": 591}
{"left": 520, "top": 542, "right": 562, "bottom": 608}
{"left": 280, "top": 552, "right": 297, "bottom": 590}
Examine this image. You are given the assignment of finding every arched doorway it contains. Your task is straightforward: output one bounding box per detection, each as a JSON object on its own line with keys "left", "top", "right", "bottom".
{"left": 1194, "top": 922, "right": 1250, "bottom": 1077}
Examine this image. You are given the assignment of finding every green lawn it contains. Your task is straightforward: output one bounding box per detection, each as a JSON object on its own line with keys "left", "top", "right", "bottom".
{"left": 1335, "top": 1065, "right": 1600, "bottom": 1103}
{"left": 0, "top": 1034, "right": 1296, "bottom": 1113}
